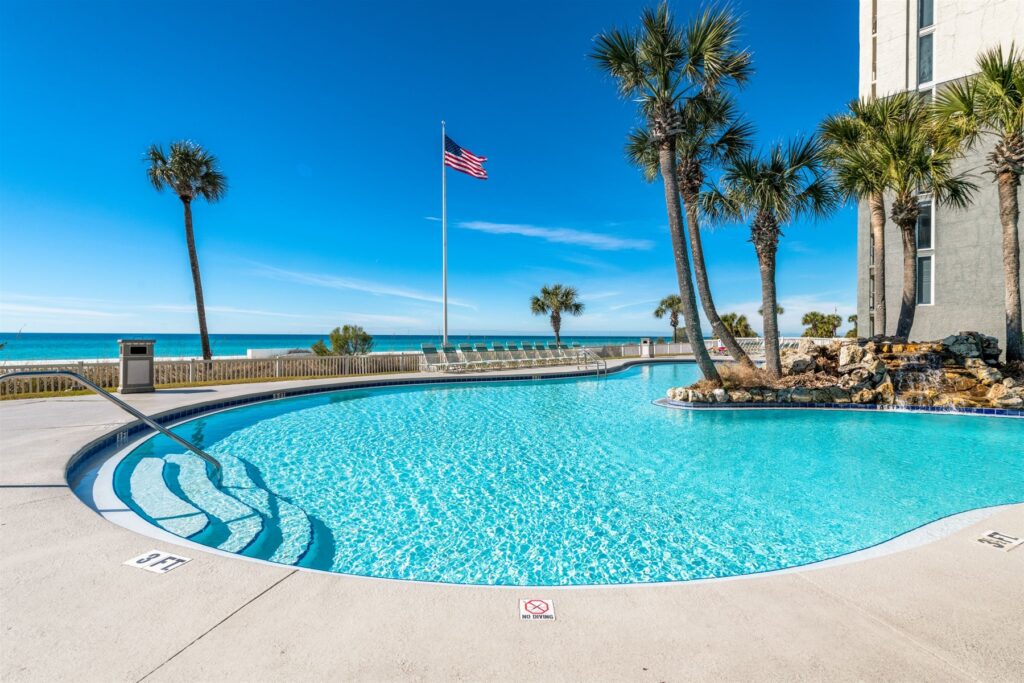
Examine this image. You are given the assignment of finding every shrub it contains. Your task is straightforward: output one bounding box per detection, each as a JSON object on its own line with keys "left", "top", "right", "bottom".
{"left": 312, "top": 325, "right": 374, "bottom": 356}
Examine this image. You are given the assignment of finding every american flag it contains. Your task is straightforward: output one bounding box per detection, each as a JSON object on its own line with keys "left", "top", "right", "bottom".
{"left": 444, "top": 135, "right": 488, "bottom": 179}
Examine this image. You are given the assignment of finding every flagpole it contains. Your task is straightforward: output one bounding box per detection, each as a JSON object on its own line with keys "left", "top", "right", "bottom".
{"left": 441, "top": 120, "right": 448, "bottom": 346}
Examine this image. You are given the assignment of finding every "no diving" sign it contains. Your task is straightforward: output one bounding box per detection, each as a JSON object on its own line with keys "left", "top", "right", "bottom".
{"left": 519, "top": 599, "right": 555, "bottom": 621}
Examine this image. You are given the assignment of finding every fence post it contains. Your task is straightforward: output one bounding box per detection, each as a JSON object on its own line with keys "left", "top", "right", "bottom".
{"left": 275, "top": 358, "right": 280, "bottom": 378}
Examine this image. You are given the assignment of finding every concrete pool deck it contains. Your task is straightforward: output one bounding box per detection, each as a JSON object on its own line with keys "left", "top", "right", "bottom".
{"left": 1, "top": 359, "right": 1022, "bottom": 682}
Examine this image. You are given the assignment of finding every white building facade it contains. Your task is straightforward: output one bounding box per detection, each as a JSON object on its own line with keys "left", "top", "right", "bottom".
{"left": 856, "top": 0, "right": 1024, "bottom": 350}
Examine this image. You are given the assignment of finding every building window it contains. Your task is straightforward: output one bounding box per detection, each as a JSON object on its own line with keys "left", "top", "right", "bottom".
{"left": 916, "top": 197, "right": 934, "bottom": 305}
{"left": 918, "top": 0, "right": 934, "bottom": 29}
{"left": 916, "top": 256, "right": 933, "bottom": 304}
{"left": 918, "top": 33, "right": 933, "bottom": 84}
{"left": 916, "top": 200, "right": 932, "bottom": 249}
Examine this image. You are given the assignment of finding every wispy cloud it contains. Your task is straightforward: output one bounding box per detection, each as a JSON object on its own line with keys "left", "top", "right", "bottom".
{"left": 423, "top": 216, "right": 441, "bottom": 222}
{"left": 147, "top": 304, "right": 306, "bottom": 318}
{"left": 607, "top": 298, "right": 660, "bottom": 311}
{"left": 0, "top": 302, "right": 127, "bottom": 318}
{"left": 457, "top": 221, "right": 654, "bottom": 251}
{"left": 252, "top": 264, "right": 476, "bottom": 310}
{"left": 586, "top": 291, "right": 621, "bottom": 301}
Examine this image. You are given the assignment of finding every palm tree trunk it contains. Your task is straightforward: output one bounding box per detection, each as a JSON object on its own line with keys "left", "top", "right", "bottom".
{"left": 658, "top": 146, "right": 719, "bottom": 382}
{"left": 182, "top": 198, "right": 213, "bottom": 360}
{"left": 551, "top": 312, "right": 561, "bottom": 346}
{"left": 755, "top": 243, "right": 782, "bottom": 378}
{"left": 868, "top": 193, "right": 887, "bottom": 336}
{"left": 894, "top": 221, "right": 917, "bottom": 340}
{"left": 682, "top": 192, "right": 753, "bottom": 367}
{"left": 997, "top": 171, "right": 1023, "bottom": 361}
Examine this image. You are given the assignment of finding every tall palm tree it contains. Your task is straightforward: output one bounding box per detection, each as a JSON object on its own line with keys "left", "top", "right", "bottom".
{"left": 653, "top": 294, "right": 684, "bottom": 341}
{"left": 721, "top": 312, "right": 757, "bottom": 338}
{"left": 530, "top": 284, "right": 584, "bottom": 345}
{"left": 821, "top": 95, "right": 911, "bottom": 336}
{"left": 628, "top": 92, "right": 756, "bottom": 366}
{"left": 934, "top": 44, "right": 1024, "bottom": 360}
{"left": 855, "top": 94, "right": 975, "bottom": 339}
{"left": 593, "top": 4, "right": 751, "bottom": 382}
{"left": 146, "top": 141, "right": 227, "bottom": 361}
{"left": 704, "top": 136, "right": 839, "bottom": 377}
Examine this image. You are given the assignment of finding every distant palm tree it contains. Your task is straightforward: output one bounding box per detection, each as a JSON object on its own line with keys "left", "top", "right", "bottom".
{"left": 721, "top": 312, "right": 757, "bottom": 338}
{"left": 594, "top": 4, "right": 752, "bottom": 382}
{"left": 530, "top": 284, "right": 584, "bottom": 345}
{"left": 845, "top": 314, "right": 859, "bottom": 338}
{"left": 704, "top": 136, "right": 839, "bottom": 377}
{"left": 934, "top": 44, "right": 1023, "bottom": 361}
{"left": 844, "top": 94, "right": 975, "bottom": 340}
{"left": 757, "top": 304, "right": 784, "bottom": 316}
{"left": 628, "top": 92, "right": 755, "bottom": 367}
{"left": 653, "top": 294, "right": 684, "bottom": 341}
{"left": 146, "top": 141, "right": 227, "bottom": 360}
{"left": 821, "top": 95, "right": 910, "bottom": 336}
{"left": 801, "top": 311, "right": 842, "bottom": 338}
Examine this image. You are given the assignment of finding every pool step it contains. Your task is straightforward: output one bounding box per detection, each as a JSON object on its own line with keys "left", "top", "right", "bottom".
{"left": 129, "top": 457, "right": 208, "bottom": 538}
{"left": 167, "top": 453, "right": 264, "bottom": 553}
{"left": 125, "top": 451, "right": 331, "bottom": 569}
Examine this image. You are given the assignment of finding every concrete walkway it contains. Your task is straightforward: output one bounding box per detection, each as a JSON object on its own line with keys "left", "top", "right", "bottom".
{"left": 1, "top": 361, "right": 1022, "bottom": 682}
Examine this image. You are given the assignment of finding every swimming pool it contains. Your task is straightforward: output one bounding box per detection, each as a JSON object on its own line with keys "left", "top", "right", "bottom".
{"left": 101, "top": 363, "right": 1022, "bottom": 585}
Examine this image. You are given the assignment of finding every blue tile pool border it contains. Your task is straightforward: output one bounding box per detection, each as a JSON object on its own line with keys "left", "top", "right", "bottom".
{"left": 654, "top": 397, "right": 1024, "bottom": 418}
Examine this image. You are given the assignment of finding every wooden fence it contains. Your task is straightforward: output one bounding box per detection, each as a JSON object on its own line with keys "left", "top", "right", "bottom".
{"left": 0, "top": 353, "right": 422, "bottom": 398}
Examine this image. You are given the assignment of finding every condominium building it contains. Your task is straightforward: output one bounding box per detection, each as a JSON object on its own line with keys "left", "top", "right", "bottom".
{"left": 856, "top": 0, "right": 1024, "bottom": 351}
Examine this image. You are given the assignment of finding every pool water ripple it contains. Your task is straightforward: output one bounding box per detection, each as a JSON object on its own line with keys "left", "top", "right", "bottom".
{"left": 116, "top": 363, "right": 1023, "bottom": 585}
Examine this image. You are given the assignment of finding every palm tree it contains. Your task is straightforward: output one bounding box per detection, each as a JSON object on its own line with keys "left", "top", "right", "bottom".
{"left": 721, "top": 312, "right": 757, "bottom": 338}
{"left": 653, "top": 294, "right": 684, "bottom": 341}
{"left": 757, "top": 304, "right": 784, "bottom": 316}
{"left": 845, "top": 314, "right": 859, "bottom": 338}
{"left": 146, "top": 141, "right": 227, "bottom": 360}
{"left": 703, "top": 136, "right": 839, "bottom": 377}
{"left": 850, "top": 94, "right": 975, "bottom": 339}
{"left": 593, "top": 4, "right": 751, "bottom": 382}
{"left": 801, "top": 311, "right": 842, "bottom": 337}
{"left": 821, "top": 95, "right": 911, "bottom": 336}
{"left": 530, "top": 284, "right": 584, "bottom": 345}
{"left": 627, "top": 92, "right": 756, "bottom": 367}
{"left": 934, "top": 44, "right": 1023, "bottom": 360}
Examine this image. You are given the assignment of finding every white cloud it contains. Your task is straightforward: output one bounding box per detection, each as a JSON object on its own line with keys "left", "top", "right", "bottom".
{"left": 252, "top": 264, "right": 477, "bottom": 310}
{"left": 147, "top": 304, "right": 306, "bottom": 318}
{"left": 0, "top": 302, "right": 126, "bottom": 318}
{"left": 457, "top": 221, "right": 654, "bottom": 251}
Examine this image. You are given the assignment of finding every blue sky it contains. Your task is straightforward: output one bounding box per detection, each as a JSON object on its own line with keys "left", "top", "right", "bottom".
{"left": 0, "top": 0, "right": 859, "bottom": 337}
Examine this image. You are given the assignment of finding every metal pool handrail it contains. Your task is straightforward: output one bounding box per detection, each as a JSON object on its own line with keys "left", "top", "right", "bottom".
{"left": 0, "top": 370, "right": 222, "bottom": 474}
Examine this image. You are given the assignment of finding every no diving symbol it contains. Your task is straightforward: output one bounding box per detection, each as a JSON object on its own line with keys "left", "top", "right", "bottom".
{"left": 519, "top": 599, "right": 555, "bottom": 621}
{"left": 524, "top": 600, "right": 549, "bottom": 615}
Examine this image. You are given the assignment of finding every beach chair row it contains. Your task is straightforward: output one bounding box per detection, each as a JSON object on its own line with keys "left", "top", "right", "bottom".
{"left": 420, "top": 342, "right": 586, "bottom": 372}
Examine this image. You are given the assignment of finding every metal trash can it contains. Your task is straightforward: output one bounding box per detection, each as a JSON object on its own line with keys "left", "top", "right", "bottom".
{"left": 640, "top": 337, "right": 654, "bottom": 358}
{"left": 119, "top": 339, "right": 155, "bottom": 393}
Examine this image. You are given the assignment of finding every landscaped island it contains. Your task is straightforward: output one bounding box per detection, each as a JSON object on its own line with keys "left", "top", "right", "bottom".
{"left": 668, "top": 332, "right": 1024, "bottom": 410}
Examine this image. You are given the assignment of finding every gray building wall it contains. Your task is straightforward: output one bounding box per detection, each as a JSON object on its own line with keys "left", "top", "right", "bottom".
{"left": 856, "top": 142, "right": 1023, "bottom": 352}
{"left": 856, "top": 0, "right": 1024, "bottom": 354}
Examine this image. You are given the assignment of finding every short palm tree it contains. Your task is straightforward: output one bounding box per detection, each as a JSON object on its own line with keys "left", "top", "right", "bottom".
{"left": 934, "top": 44, "right": 1024, "bottom": 360}
{"left": 593, "top": 4, "right": 751, "bottom": 382}
{"left": 821, "top": 95, "right": 911, "bottom": 336}
{"left": 628, "top": 92, "right": 756, "bottom": 366}
{"left": 721, "top": 312, "right": 757, "bottom": 338}
{"left": 653, "top": 294, "right": 684, "bottom": 341}
{"left": 858, "top": 94, "right": 975, "bottom": 339}
{"left": 704, "top": 136, "right": 839, "bottom": 377}
{"left": 146, "top": 141, "right": 227, "bottom": 360}
{"left": 801, "top": 311, "right": 843, "bottom": 337}
{"left": 530, "top": 284, "right": 584, "bottom": 345}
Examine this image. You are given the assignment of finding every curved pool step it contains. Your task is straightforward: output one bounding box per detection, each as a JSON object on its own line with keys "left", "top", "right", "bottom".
{"left": 212, "top": 453, "right": 316, "bottom": 566}
{"left": 167, "top": 453, "right": 265, "bottom": 553}
{"left": 128, "top": 457, "right": 208, "bottom": 538}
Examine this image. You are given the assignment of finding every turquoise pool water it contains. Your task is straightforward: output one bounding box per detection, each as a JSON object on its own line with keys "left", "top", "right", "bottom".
{"left": 112, "top": 363, "right": 1023, "bottom": 585}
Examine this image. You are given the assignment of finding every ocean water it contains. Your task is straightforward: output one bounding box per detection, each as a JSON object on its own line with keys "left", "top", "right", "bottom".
{"left": 0, "top": 332, "right": 670, "bottom": 362}
{"left": 113, "top": 363, "right": 1024, "bottom": 585}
